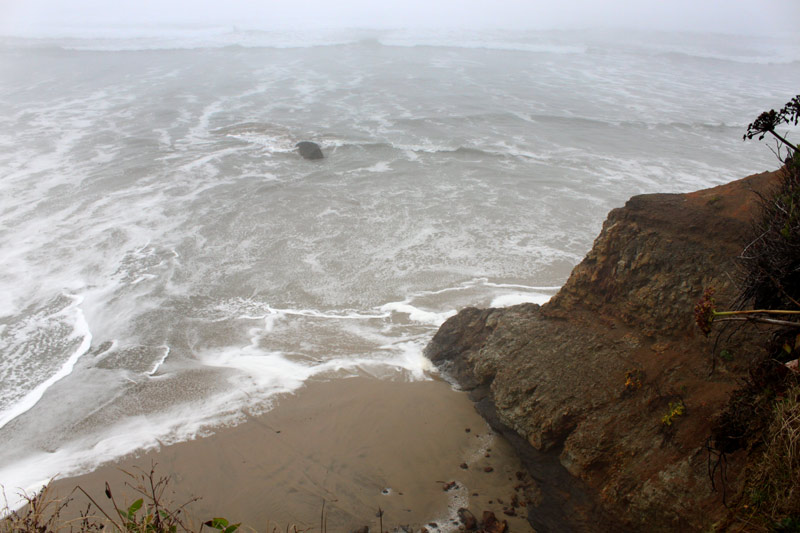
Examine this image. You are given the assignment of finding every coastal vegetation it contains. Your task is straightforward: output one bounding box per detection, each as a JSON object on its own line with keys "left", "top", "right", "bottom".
{"left": 1, "top": 466, "right": 245, "bottom": 533}
{"left": 701, "top": 95, "right": 800, "bottom": 531}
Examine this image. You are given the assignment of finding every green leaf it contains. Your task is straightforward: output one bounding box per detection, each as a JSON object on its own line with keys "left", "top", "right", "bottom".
{"left": 223, "top": 524, "right": 240, "bottom": 533}
{"left": 206, "top": 517, "right": 230, "bottom": 530}
{"left": 127, "top": 498, "right": 143, "bottom": 519}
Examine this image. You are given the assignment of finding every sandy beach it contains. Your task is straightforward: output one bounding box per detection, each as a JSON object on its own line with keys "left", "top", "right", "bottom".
{"left": 49, "top": 375, "right": 533, "bottom": 531}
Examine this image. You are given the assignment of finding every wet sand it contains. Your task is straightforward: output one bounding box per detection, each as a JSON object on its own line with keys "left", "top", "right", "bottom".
{"left": 50, "top": 375, "right": 533, "bottom": 531}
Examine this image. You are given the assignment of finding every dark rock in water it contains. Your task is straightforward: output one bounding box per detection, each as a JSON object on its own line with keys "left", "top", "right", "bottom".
{"left": 350, "top": 527, "right": 368, "bottom": 533}
{"left": 296, "top": 141, "right": 323, "bottom": 160}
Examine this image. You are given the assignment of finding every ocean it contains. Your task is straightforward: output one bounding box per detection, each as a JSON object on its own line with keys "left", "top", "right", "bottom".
{"left": 1, "top": 26, "right": 799, "bottom": 503}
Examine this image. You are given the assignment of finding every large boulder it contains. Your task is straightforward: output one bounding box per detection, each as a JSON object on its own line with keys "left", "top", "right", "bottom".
{"left": 426, "top": 170, "right": 782, "bottom": 531}
{"left": 296, "top": 141, "right": 323, "bottom": 160}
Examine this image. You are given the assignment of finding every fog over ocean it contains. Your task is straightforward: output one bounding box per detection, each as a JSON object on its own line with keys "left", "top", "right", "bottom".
{"left": 1, "top": 26, "right": 799, "bottom": 502}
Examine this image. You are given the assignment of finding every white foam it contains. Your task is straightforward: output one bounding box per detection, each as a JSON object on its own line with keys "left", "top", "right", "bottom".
{"left": 365, "top": 161, "right": 392, "bottom": 173}
{"left": 249, "top": 305, "right": 390, "bottom": 322}
{"left": 0, "top": 342, "right": 428, "bottom": 512}
{"left": 379, "top": 339, "right": 434, "bottom": 380}
{"left": 483, "top": 281, "right": 562, "bottom": 291}
{"left": 0, "top": 394, "right": 247, "bottom": 511}
{"left": 380, "top": 301, "right": 457, "bottom": 327}
{"left": 0, "top": 294, "right": 92, "bottom": 430}
{"left": 490, "top": 292, "right": 552, "bottom": 308}
{"left": 147, "top": 345, "right": 171, "bottom": 376}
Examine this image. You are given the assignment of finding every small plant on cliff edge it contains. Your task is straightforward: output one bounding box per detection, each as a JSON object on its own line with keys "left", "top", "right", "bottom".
{"left": 623, "top": 368, "right": 644, "bottom": 394}
{"left": 744, "top": 95, "right": 799, "bottom": 153}
{"left": 661, "top": 400, "right": 685, "bottom": 427}
{"left": 694, "top": 287, "right": 800, "bottom": 335}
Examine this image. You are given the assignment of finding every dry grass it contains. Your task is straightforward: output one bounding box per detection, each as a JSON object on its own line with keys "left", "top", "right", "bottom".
{"left": 1, "top": 481, "right": 100, "bottom": 533}
{"left": 747, "top": 385, "right": 800, "bottom": 524}
{"left": 724, "top": 384, "right": 800, "bottom": 532}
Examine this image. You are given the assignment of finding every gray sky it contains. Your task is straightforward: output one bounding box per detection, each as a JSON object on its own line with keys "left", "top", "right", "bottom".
{"left": 1, "top": 0, "right": 798, "bottom": 36}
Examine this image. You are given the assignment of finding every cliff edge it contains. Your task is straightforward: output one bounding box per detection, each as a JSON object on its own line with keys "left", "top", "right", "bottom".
{"left": 426, "top": 170, "right": 781, "bottom": 531}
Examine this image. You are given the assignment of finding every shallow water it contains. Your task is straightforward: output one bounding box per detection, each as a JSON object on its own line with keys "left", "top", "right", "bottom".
{"left": 1, "top": 27, "right": 799, "bottom": 504}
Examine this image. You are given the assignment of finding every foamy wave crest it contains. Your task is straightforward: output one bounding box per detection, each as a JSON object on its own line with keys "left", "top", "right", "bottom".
{"left": 381, "top": 35, "right": 586, "bottom": 55}
{"left": 0, "top": 294, "right": 92, "bottom": 430}
{"left": 380, "top": 301, "right": 456, "bottom": 327}
{"left": 490, "top": 292, "right": 551, "bottom": 307}
{"left": 655, "top": 48, "right": 800, "bottom": 65}
{"left": 0, "top": 388, "right": 256, "bottom": 510}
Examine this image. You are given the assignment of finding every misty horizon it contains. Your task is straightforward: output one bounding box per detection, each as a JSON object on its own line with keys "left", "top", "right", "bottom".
{"left": 2, "top": 0, "right": 800, "bottom": 38}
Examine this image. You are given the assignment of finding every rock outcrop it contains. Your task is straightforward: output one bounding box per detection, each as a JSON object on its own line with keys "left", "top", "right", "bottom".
{"left": 426, "top": 170, "right": 782, "bottom": 531}
{"left": 296, "top": 141, "right": 324, "bottom": 160}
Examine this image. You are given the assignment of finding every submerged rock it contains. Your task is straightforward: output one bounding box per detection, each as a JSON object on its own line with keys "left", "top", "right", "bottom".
{"left": 296, "top": 141, "right": 323, "bottom": 160}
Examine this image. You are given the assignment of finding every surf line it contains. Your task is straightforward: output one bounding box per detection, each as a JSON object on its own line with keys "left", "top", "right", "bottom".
{"left": 0, "top": 293, "right": 93, "bottom": 430}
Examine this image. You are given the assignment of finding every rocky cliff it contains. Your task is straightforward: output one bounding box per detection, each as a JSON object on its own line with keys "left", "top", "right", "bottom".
{"left": 426, "top": 170, "right": 782, "bottom": 532}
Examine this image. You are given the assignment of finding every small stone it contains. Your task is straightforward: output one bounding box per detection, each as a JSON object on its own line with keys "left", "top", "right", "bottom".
{"left": 465, "top": 428, "right": 471, "bottom": 433}
{"left": 481, "top": 511, "right": 508, "bottom": 533}
{"left": 443, "top": 481, "right": 458, "bottom": 491}
{"left": 483, "top": 466, "right": 494, "bottom": 473}
{"left": 459, "top": 463, "right": 469, "bottom": 469}
{"left": 457, "top": 508, "right": 477, "bottom": 530}
{"left": 503, "top": 508, "right": 516, "bottom": 517}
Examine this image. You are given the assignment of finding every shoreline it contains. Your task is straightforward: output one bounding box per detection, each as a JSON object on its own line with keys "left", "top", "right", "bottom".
{"left": 49, "top": 375, "right": 533, "bottom": 531}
